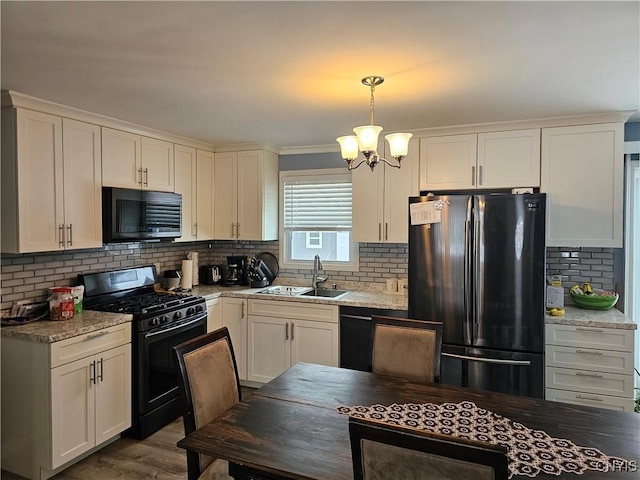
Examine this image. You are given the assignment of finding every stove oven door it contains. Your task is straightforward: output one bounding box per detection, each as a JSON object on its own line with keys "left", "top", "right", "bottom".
{"left": 136, "top": 313, "right": 207, "bottom": 416}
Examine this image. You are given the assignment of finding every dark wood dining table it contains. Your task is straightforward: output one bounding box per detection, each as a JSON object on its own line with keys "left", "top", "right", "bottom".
{"left": 178, "top": 363, "right": 640, "bottom": 480}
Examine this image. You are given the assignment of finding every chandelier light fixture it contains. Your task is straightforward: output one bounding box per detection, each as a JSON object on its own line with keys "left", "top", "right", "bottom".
{"left": 337, "top": 76, "right": 412, "bottom": 171}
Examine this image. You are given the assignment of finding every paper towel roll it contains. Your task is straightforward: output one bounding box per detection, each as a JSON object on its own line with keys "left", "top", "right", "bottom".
{"left": 181, "top": 260, "right": 193, "bottom": 290}
{"left": 187, "top": 252, "right": 199, "bottom": 286}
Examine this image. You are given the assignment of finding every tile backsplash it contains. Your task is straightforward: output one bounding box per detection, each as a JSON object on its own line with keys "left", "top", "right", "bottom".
{"left": 0, "top": 242, "right": 614, "bottom": 310}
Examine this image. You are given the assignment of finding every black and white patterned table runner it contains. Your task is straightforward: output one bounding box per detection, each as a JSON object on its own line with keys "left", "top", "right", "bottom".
{"left": 337, "top": 401, "right": 633, "bottom": 478}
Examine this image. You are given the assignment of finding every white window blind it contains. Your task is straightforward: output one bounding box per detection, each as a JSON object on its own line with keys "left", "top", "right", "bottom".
{"left": 283, "top": 174, "right": 352, "bottom": 232}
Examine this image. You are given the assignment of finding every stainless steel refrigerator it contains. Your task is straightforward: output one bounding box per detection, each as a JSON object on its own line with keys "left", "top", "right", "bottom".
{"left": 408, "top": 193, "right": 546, "bottom": 398}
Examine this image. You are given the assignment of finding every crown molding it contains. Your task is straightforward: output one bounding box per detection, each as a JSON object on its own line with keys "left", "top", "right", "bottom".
{"left": 279, "top": 144, "right": 340, "bottom": 155}
{"left": 1, "top": 90, "right": 216, "bottom": 151}
{"left": 213, "top": 142, "right": 281, "bottom": 154}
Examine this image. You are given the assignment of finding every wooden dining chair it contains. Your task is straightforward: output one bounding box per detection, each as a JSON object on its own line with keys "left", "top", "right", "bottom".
{"left": 349, "top": 417, "right": 509, "bottom": 480}
{"left": 173, "top": 327, "right": 242, "bottom": 480}
{"left": 371, "top": 315, "right": 443, "bottom": 383}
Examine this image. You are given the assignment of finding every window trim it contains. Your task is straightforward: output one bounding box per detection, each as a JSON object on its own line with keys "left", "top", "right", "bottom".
{"left": 279, "top": 168, "right": 359, "bottom": 272}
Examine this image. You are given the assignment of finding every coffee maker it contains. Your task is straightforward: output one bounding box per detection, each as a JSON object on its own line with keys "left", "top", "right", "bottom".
{"left": 223, "top": 256, "right": 247, "bottom": 286}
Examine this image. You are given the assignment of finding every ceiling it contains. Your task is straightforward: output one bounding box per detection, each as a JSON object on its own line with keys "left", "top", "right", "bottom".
{"left": 2, "top": 1, "right": 639, "bottom": 152}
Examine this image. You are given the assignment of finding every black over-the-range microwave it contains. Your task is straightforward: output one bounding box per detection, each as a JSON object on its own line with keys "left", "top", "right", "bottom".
{"left": 102, "top": 187, "right": 182, "bottom": 243}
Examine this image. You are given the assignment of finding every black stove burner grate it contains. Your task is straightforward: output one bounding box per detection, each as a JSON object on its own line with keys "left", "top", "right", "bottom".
{"left": 95, "top": 292, "right": 199, "bottom": 317}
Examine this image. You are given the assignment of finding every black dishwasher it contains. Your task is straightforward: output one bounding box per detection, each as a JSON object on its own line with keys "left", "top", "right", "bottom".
{"left": 339, "top": 305, "right": 407, "bottom": 372}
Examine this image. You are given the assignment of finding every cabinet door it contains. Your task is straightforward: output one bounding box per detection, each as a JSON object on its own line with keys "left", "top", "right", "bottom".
{"left": 94, "top": 344, "right": 131, "bottom": 445}
{"left": 196, "top": 150, "right": 215, "bottom": 240}
{"left": 62, "top": 118, "right": 103, "bottom": 249}
{"left": 477, "top": 129, "right": 541, "bottom": 189}
{"left": 383, "top": 138, "right": 419, "bottom": 243}
{"left": 174, "top": 144, "right": 197, "bottom": 242}
{"left": 290, "top": 319, "right": 339, "bottom": 368}
{"left": 221, "top": 298, "right": 247, "bottom": 380}
{"left": 352, "top": 158, "right": 384, "bottom": 243}
{"left": 541, "top": 123, "right": 623, "bottom": 247}
{"left": 247, "top": 315, "right": 290, "bottom": 383}
{"left": 15, "top": 109, "right": 64, "bottom": 253}
{"left": 214, "top": 152, "right": 238, "bottom": 239}
{"left": 236, "top": 150, "right": 262, "bottom": 240}
{"left": 51, "top": 356, "right": 95, "bottom": 468}
{"left": 420, "top": 134, "right": 477, "bottom": 191}
{"left": 206, "top": 298, "right": 222, "bottom": 332}
{"left": 141, "top": 136, "right": 174, "bottom": 191}
{"left": 101, "top": 127, "right": 141, "bottom": 189}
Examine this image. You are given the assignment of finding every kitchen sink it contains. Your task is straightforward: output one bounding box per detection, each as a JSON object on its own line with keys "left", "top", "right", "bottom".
{"left": 298, "top": 288, "right": 350, "bottom": 299}
{"left": 257, "top": 286, "right": 312, "bottom": 296}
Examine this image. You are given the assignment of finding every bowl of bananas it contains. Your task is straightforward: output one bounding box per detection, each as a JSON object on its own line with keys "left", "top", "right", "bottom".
{"left": 570, "top": 284, "right": 619, "bottom": 310}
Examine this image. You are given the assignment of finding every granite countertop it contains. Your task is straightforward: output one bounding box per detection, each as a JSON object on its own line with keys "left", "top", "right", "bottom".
{"left": 191, "top": 284, "right": 409, "bottom": 311}
{"left": 1, "top": 310, "right": 133, "bottom": 343}
{"left": 545, "top": 304, "right": 636, "bottom": 330}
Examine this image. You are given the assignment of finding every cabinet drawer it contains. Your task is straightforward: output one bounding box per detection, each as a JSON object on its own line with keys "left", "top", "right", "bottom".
{"left": 51, "top": 323, "right": 131, "bottom": 368}
{"left": 545, "top": 345, "right": 634, "bottom": 375}
{"left": 545, "top": 324, "right": 633, "bottom": 351}
{"left": 545, "top": 388, "right": 634, "bottom": 412}
{"left": 545, "top": 366, "right": 633, "bottom": 398}
{"left": 248, "top": 300, "right": 338, "bottom": 323}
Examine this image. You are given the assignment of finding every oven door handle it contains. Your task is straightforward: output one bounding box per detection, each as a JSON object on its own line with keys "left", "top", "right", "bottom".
{"left": 144, "top": 314, "right": 207, "bottom": 339}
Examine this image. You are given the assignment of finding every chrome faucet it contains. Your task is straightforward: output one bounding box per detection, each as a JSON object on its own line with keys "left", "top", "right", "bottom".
{"left": 311, "top": 254, "right": 327, "bottom": 288}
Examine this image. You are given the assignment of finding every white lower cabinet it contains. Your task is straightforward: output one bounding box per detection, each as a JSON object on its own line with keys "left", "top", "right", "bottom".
{"left": 221, "top": 297, "right": 248, "bottom": 380}
{"left": 545, "top": 323, "right": 635, "bottom": 412}
{"left": 247, "top": 300, "right": 339, "bottom": 384}
{"left": 1, "top": 323, "right": 132, "bottom": 480}
{"left": 206, "top": 297, "right": 222, "bottom": 332}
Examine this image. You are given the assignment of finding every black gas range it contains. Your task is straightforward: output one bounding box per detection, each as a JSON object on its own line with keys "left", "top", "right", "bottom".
{"left": 80, "top": 265, "right": 207, "bottom": 439}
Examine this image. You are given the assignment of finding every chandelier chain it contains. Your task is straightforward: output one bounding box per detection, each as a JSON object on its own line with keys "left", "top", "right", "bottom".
{"left": 369, "top": 84, "right": 376, "bottom": 125}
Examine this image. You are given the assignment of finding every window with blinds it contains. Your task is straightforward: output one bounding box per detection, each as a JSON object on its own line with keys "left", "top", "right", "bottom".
{"left": 280, "top": 169, "right": 358, "bottom": 270}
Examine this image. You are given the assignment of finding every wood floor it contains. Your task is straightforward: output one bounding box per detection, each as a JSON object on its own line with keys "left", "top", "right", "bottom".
{"left": 1, "top": 387, "right": 255, "bottom": 480}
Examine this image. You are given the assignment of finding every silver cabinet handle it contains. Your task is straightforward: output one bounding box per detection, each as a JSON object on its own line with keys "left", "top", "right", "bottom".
{"left": 471, "top": 166, "right": 476, "bottom": 186}
{"left": 67, "top": 224, "right": 73, "bottom": 247}
{"left": 236, "top": 223, "right": 240, "bottom": 238}
{"left": 241, "top": 302, "right": 245, "bottom": 319}
{"left": 575, "top": 371, "right": 603, "bottom": 378}
{"left": 90, "top": 360, "right": 96, "bottom": 385}
{"left": 479, "top": 165, "right": 483, "bottom": 185}
{"left": 291, "top": 322, "right": 295, "bottom": 341}
{"left": 385, "top": 222, "right": 388, "bottom": 241}
{"left": 231, "top": 223, "right": 235, "bottom": 238}
{"left": 59, "top": 225, "right": 65, "bottom": 247}
{"left": 378, "top": 223, "right": 382, "bottom": 241}
{"left": 143, "top": 168, "right": 149, "bottom": 186}
{"left": 285, "top": 322, "right": 289, "bottom": 341}
{"left": 575, "top": 349, "right": 603, "bottom": 355}
{"left": 98, "top": 358, "right": 104, "bottom": 382}
{"left": 193, "top": 223, "right": 198, "bottom": 237}
{"left": 137, "top": 168, "right": 143, "bottom": 185}
{"left": 442, "top": 352, "right": 531, "bottom": 366}
{"left": 576, "top": 327, "right": 604, "bottom": 333}
{"left": 576, "top": 394, "right": 603, "bottom": 402}
{"left": 86, "top": 330, "right": 109, "bottom": 340}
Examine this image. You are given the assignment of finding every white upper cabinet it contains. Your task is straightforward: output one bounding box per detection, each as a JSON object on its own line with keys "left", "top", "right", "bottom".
{"left": 175, "top": 145, "right": 214, "bottom": 242}
{"left": 174, "top": 144, "right": 198, "bottom": 242}
{"left": 102, "top": 127, "right": 174, "bottom": 191}
{"left": 353, "top": 138, "right": 419, "bottom": 243}
{"left": 213, "top": 150, "right": 278, "bottom": 241}
{"left": 1, "top": 108, "right": 102, "bottom": 253}
{"left": 419, "top": 129, "right": 540, "bottom": 191}
{"left": 541, "top": 123, "right": 623, "bottom": 247}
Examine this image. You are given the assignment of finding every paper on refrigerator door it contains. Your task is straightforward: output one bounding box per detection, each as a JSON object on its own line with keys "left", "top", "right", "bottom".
{"left": 410, "top": 201, "right": 442, "bottom": 225}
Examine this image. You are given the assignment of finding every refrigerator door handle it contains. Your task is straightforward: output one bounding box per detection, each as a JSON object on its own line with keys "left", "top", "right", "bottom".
{"left": 463, "top": 217, "right": 472, "bottom": 345}
{"left": 442, "top": 352, "right": 531, "bottom": 366}
{"left": 473, "top": 215, "right": 482, "bottom": 343}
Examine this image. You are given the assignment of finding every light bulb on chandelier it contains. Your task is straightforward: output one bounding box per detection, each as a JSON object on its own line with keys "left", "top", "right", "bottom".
{"left": 337, "top": 76, "right": 412, "bottom": 171}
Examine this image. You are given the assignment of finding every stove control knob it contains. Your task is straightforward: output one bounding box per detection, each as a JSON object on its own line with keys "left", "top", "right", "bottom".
{"left": 151, "top": 317, "right": 160, "bottom": 327}
{"left": 160, "top": 315, "right": 169, "bottom": 324}
{"left": 195, "top": 304, "right": 204, "bottom": 313}
{"left": 186, "top": 307, "right": 195, "bottom": 316}
{"left": 173, "top": 311, "right": 183, "bottom": 320}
